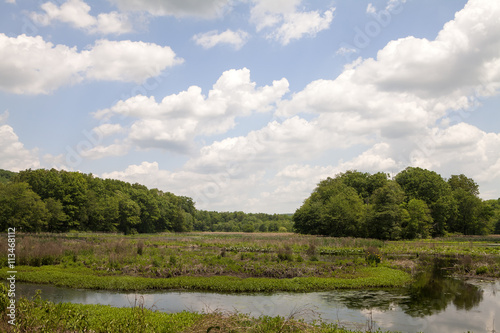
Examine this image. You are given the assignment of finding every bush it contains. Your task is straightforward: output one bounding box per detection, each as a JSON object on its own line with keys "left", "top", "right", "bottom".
{"left": 137, "top": 241, "right": 144, "bottom": 256}
{"left": 476, "top": 266, "right": 489, "bottom": 275}
{"left": 277, "top": 245, "right": 293, "bottom": 262}
{"left": 306, "top": 243, "right": 317, "bottom": 256}
{"left": 365, "top": 246, "right": 382, "bottom": 266}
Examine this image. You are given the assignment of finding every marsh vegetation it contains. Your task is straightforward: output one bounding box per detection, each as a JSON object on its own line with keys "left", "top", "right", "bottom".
{"left": 1, "top": 232, "right": 500, "bottom": 332}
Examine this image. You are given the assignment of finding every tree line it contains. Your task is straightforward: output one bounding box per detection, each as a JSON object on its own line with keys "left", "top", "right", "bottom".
{"left": 194, "top": 210, "right": 293, "bottom": 233}
{"left": 293, "top": 168, "right": 500, "bottom": 239}
{"left": 0, "top": 168, "right": 292, "bottom": 234}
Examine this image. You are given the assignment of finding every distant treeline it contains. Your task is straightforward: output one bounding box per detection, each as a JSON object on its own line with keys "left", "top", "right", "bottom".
{"left": 0, "top": 169, "right": 292, "bottom": 234}
{"left": 194, "top": 210, "right": 293, "bottom": 233}
{"left": 293, "top": 168, "right": 500, "bottom": 239}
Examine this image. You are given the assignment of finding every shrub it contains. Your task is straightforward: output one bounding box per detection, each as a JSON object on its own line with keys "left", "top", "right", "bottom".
{"left": 476, "top": 266, "right": 488, "bottom": 275}
{"left": 277, "top": 245, "right": 293, "bottom": 262}
{"left": 137, "top": 241, "right": 144, "bottom": 256}
{"left": 365, "top": 246, "right": 382, "bottom": 266}
{"left": 306, "top": 243, "right": 317, "bottom": 256}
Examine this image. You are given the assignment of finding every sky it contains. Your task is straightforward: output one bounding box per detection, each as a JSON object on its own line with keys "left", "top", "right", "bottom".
{"left": 0, "top": 0, "right": 499, "bottom": 214}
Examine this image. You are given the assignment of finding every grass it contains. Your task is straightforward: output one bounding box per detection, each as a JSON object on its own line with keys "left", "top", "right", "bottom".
{"left": 1, "top": 232, "right": 499, "bottom": 294}
{"left": 1, "top": 233, "right": 496, "bottom": 332}
{"left": 0, "top": 265, "right": 410, "bottom": 292}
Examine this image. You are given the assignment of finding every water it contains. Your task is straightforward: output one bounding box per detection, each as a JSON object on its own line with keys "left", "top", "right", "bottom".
{"left": 13, "top": 260, "right": 500, "bottom": 333}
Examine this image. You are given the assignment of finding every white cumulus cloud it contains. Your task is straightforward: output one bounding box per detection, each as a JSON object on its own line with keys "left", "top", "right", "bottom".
{"left": 0, "top": 125, "right": 40, "bottom": 171}
{"left": 193, "top": 29, "right": 249, "bottom": 50}
{"left": 0, "top": 34, "right": 183, "bottom": 94}
{"left": 250, "top": 0, "right": 335, "bottom": 45}
{"left": 94, "top": 68, "right": 289, "bottom": 154}
{"left": 30, "top": 0, "right": 133, "bottom": 35}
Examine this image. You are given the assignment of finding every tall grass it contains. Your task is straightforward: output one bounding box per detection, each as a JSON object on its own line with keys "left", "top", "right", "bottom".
{"left": 1, "top": 232, "right": 499, "bottom": 289}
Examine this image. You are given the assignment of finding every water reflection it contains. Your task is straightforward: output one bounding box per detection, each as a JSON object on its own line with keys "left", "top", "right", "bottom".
{"left": 320, "top": 257, "right": 484, "bottom": 318}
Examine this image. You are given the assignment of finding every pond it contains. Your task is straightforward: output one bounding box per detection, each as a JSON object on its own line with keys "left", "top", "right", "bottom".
{"left": 15, "top": 260, "right": 500, "bottom": 333}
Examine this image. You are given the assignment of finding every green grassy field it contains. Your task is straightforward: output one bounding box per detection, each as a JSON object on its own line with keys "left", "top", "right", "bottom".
{"left": 1, "top": 232, "right": 500, "bottom": 292}
{"left": 2, "top": 232, "right": 499, "bottom": 332}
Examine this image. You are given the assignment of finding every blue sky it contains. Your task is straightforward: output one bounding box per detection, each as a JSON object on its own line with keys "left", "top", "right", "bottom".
{"left": 1, "top": 0, "right": 499, "bottom": 213}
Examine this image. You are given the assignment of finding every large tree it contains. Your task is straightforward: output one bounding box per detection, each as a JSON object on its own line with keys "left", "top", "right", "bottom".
{"left": 395, "top": 167, "right": 454, "bottom": 236}
{"left": 0, "top": 182, "right": 48, "bottom": 232}
{"left": 366, "top": 181, "right": 406, "bottom": 240}
{"left": 402, "top": 199, "right": 433, "bottom": 239}
{"left": 293, "top": 176, "right": 365, "bottom": 237}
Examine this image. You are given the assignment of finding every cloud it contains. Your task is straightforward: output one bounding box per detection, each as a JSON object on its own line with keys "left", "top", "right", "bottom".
{"left": 85, "top": 39, "right": 183, "bottom": 82}
{"left": 250, "top": 0, "right": 335, "bottom": 45}
{"left": 0, "top": 34, "right": 183, "bottom": 94}
{"left": 0, "top": 125, "right": 40, "bottom": 171}
{"left": 193, "top": 29, "right": 249, "bottom": 50}
{"left": 42, "top": 0, "right": 500, "bottom": 213}
{"left": 30, "top": 0, "right": 133, "bottom": 35}
{"left": 250, "top": 0, "right": 302, "bottom": 31}
{"left": 269, "top": 8, "right": 335, "bottom": 45}
{"left": 179, "top": 0, "right": 500, "bottom": 210}
{"left": 336, "top": 46, "right": 358, "bottom": 57}
{"left": 101, "top": 161, "right": 270, "bottom": 212}
{"left": 184, "top": 116, "right": 338, "bottom": 175}
{"left": 95, "top": 68, "right": 289, "bottom": 154}
{"left": 79, "top": 143, "right": 130, "bottom": 160}
{"left": 92, "top": 123, "right": 125, "bottom": 137}
{"left": 278, "top": 0, "right": 500, "bottom": 131}
{"left": 108, "top": 0, "right": 231, "bottom": 18}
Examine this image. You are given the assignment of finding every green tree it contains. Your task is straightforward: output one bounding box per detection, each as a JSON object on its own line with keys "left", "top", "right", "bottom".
{"left": 366, "top": 181, "right": 405, "bottom": 240}
{"left": 293, "top": 177, "right": 365, "bottom": 237}
{"left": 44, "top": 198, "right": 69, "bottom": 232}
{"left": 130, "top": 187, "right": 161, "bottom": 233}
{"left": 242, "top": 223, "right": 255, "bottom": 233}
{"left": 395, "top": 167, "right": 451, "bottom": 204}
{"left": 319, "top": 183, "right": 365, "bottom": 237}
{"left": 395, "top": 167, "right": 453, "bottom": 236}
{"left": 116, "top": 192, "right": 141, "bottom": 234}
{"left": 449, "top": 189, "right": 492, "bottom": 235}
{"left": 338, "top": 170, "right": 388, "bottom": 203}
{"left": 0, "top": 169, "right": 15, "bottom": 184}
{"left": 0, "top": 182, "right": 48, "bottom": 232}
{"left": 403, "top": 199, "right": 433, "bottom": 239}
{"left": 448, "top": 174, "right": 480, "bottom": 197}
{"left": 488, "top": 199, "right": 500, "bottom": 234}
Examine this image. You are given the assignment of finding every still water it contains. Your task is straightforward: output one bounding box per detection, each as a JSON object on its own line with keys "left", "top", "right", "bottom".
{"left": 15, "top": 264, "right": 500, "bottom": 333}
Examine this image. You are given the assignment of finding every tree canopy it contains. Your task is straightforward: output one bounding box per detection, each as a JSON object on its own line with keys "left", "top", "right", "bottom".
{"left": 293, "top": 168, "right": 498, "bottom": 239}
{"left": 0, "top": 168, "right": 196, "bottom": 234}
{"left": 0, "top": 168, "right": 293, "bottom": 234}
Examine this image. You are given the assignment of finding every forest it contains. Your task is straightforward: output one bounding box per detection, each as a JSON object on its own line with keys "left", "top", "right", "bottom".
{"left": 293, "top": 167, "right": 500, "bottom": 239}
{"left": 0, "top": 168, "right": 292, "bottom": 234}
{"left": 1, "top": 167, "right": 499, "bottom": 238}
